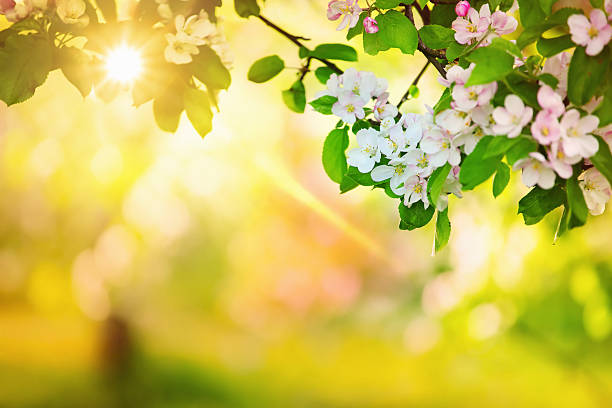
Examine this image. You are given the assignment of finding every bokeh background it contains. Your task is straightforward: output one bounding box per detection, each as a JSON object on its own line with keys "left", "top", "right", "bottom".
{"left": 2, "top": 1, "right": 612, "bottom": 406}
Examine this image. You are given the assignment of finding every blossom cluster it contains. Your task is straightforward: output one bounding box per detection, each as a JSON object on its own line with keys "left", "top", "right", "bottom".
{"left": 451, "top": 3, "right": 518, "bottom": 46}
{"left": 0, "top": 0, "right": 88, "bottom": 25}
{"left": 568, "top": 3, "right": 612, "bottom": 56}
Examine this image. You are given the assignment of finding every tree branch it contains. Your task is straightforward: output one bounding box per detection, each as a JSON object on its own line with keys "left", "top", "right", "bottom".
{"left": 257, "top": 15, "right": 343, "bottom": 75}
{"left": 397, "top": 61, "right": 430, "bottom": 108}
{"left": 402, "top": 5, "right": 447, "bottom": 79}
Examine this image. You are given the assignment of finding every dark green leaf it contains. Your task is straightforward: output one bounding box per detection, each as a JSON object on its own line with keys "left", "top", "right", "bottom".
{"left": 506, "top": 138, "right": 538, "bottom": 165}
{"left": 536, "top": 35, "right": 575, "bottom": 57}
{"left": 460, "top": 136, "right": 503, "bottom": 190}
{"left": 282, "top": 80, "right": 306, "bottom": 113}
{"left": 427, "top": 163, "right": 451, "bottom": 205}
{"left": 364, "top": 10, "right": 418, "bottom": 56}
{"left": 537, "top": 0, "right": 555, "bottom": 15}
{"left": 184, "top": 88, "right": 213, "bottom": 138}
{"left": 435, "top": 210, "right": 451, "bottom": 252}
{"left": 505, "top": 72, "right": 539, "bottom": 108}
{"left": 594, "top": 85, "right": 612, "bottom": 126}
{"left": 446, "top": 41, "right": 466, "bottom": 61}
{"left": 489, "top": 37, "right": 522, "bottom": 58}
{"left": 346, "top": 165, "right": 381, "bottom": 186}
{"left": 247, "top": 55, "right": 285, "bottom": 83}
{"left": 493, "top": 162, "right": 511, "bottom": 197}
{"left": 566, "top": 174, "right": 588, "bottom": 227}
{"left": 484, "top": 136, "right": 521, "bottom": 159}
{"left": 234, "top": 0, "right": 259, "bottom": 18}
{"left": 340, "top": 175, "right": 359, "bottom": 193}
{"left": 0, "top": 35, "right": 53, "bottom": 106}
{"left": 590, "top": 136, "right": 612, "bottom": 187}
{"left": 399, "top": 201, "right": 435, "bottom": 230}
{"left": 538, "top": 73, "right": 559, "bottom": 89}
{"left": 311, "top": 43, "right": 358, "bottom": 61}
{"left": 518, "top": 0, "right": 546, "bottom": 28}
{"left": 431, "top": 4, "right": 456, "bottom": 28}
{"left": 568, "top": 46, "right": 610, "bottom": 106}
{"left": 322, "top": 127, "right": 350, "bottom": 184}
{"left": 375, "top": 0, "right": 401, "bottom": 8}
{"left": 516, "top": 8, "right": 582, "bottom": 49}
{"left": 465, "top": 46, "right": 514, "bottom": 86}
{"left": 314, "top": 67, "right": 335, "bottom": 84}
{"left": 347, "top": 12, "right": 366, "bottom": 40}
{"left": 309, "top": 95, "right": 337, "bottom": 115}
{"left": 419, "top": 24, "right": 455, "bottom": 49}
{"left": 518, "top": 185, "right": 566, "bottom": 225}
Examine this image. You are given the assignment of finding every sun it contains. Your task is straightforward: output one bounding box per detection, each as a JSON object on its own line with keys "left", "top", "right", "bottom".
{"left": 105, "top": 45, "right": 143, "bottom": 83}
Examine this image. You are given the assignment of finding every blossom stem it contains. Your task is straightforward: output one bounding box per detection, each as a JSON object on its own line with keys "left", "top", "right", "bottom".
{"left": 257, "top": 15, "right": 343, "bottom": 75}
{"left": 397, "top": 61, "right": 430, "bottom": 108}
{"left": 402, "top": 4, "right": 447, "bottom": 78}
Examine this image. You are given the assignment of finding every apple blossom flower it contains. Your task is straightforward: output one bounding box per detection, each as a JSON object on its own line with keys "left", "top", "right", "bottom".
{"left": 373, "top": 93, "right": 398, "bottom": 121}
{"left": 559, "top": 109, "right": 600, "bottom": 158}
{"left": 363, "top": 16, "right": 379, "bottom": 34}
{"left": 175, "top": 12, "right": 216, "bottom": 45}
{"left": 436, "top": 167, "right": 463, "bottom": 211}
{"left": 332, "top": 91, "right": 366, "bottom": 124}
{"left": 371, "top": 156, "right": 415, "bottom": 195}
{"left": 451, "top": 81, "right": 497, "bottom": 112}
{"left": 471, "top": 104, "right": 496, "bottom": 135}
{"left": 340, "top": 68, "right": 377, "bottom": 102}
{"left": 56, "top": 0, "right": 89, "bottom": 26}
{"left": 547, "top": 142, "right": 580, "bottom": 179}
{"left": 490, "top": 9, "right": 518, "bottom": 36}
{"left": 403, "top": 176, "right": 429, "bottom": 208}
{"left": 401, "top": 113, "right": 425, "bottom": 147}
{"left": 492, "top": 94, "right": 533, "bottom": 138}
{"left": 347, "top": 128, "right": 383, "bottom": 173}
{"left": 0, "top": 0, "right": 16, "bottom": 13}
{"left": 514, "top": 152, "right": 557, "bottom": 189}
{"left": 327, "top": 0, "right": 362, "bottom": 31}
{"left": 455, "top": 124, "right": 485, "bottom": 155}
{"left": 420, "top": 128, "right": 462, "bottom": 167}
{"left": 537, "top": 84, "right": 565, "bottom": 117}
{"left": 606, "top": 0, "right": 612, "bottom": 20}
{"left": 438, "top": 64, "right": 474, "bottom": 87}
{"left": 541, "top": 52, "right": 571, "bottom": 97}
{"left": 579, "top": 168, "right": 612, "bottom": 215}
{"left": 404, "top": 149, "right": 434, "bottom": 177}
{"left": 531, "top": 111, "right": 562, "bottom": 145}
{"left": 156, "top": 0, "right": 172, "bottom": 20}
{"left": 3, "top": 0, "right": 31, "bottom": 21}
{"left": 452, "top": 4, "right": 490, "bottom": 45}
{"left": 435, "top": 108, "right": 471, "bottom": 135}
{"left": 455, "top": 1, "right": 470, "bottom": 17}
{"left": 378, "top": 118, "right": 408, "bottom": 157}
{"left": 568, "top": 9, "right": 612, "bottom": 56}
{"left": 165, "top": 33, "right": 199, "bottom": 64}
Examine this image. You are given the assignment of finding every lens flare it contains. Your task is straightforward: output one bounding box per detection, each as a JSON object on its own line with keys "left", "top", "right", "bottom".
{"left": 105, "top": 45, "right": 143, "bottom": 83}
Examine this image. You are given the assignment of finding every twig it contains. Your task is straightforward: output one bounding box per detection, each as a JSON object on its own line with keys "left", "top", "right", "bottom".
{"left": 397, "top": 61, "right": 430, "bottom": 108}
{"left": 257, "top": 15, "right": 343, "bottom": 75}
{"left": 299, "top": 57, "right": 313, "bottom": 81}
{"left": 403, "top": 5, "right": 447, "bottom": 78}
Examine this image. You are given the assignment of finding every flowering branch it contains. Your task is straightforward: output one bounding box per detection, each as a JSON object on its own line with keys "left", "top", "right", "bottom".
{"left": 402, "top": 4, "right": 447, "bottom": 78}
{"left": 257, "top": 15, "right": 344, "bottom": 75}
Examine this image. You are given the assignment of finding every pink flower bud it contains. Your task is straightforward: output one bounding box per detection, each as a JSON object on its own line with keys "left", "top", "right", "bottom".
{"left": 455, "top": 1, "right": 470, "bottom": 17}
{"left": 363, "top": 16, "right": 378, "bottom": 34}
{"left": 0, "top": 0, "right": 16, "bottom": 14}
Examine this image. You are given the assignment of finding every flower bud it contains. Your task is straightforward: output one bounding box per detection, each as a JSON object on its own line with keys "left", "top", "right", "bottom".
{"left": 363, "top": 16, "right": 378, "bottom": 34}
{"left": 0, "top": 0, "right": 16, "bottom": 14}
{"left": 455, "top": 1, "right": 470, "bottom": 17}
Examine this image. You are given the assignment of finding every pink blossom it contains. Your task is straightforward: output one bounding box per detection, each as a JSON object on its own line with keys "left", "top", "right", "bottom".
{"left": 492, "top": 94, "right": 533, "bottom": 138}
{"left": 452, "top": 5, "right": 489, "bottom": 45}
{"left": 541, "top": 52, "right": 571, "bottom": 97}
{"left": 438, "top": 63, "right": 474, "bottom": 87}
{"left": 455, "top": 1, "right": 470, "bottom": 17}
{"left": 373, "top": 92, "right": 398, "bottom": 121}
{"left": 531, "top": 111, "right": 562, "bottom": 145}
{"left": 420, "top": 128, "right": 462, "bottom": 167}
{"left": 490, "top": 10, "right": 517, "bottom": 36}
{"left": 547, "top": 142, "right": 580, "bottom": 179}
{"left": 327, "top": 0, "right": 362, "bottom": 31}
{"left": 568, "top": 9, "right": 612, "bottom": 56}
{"left": 559, "top": 109, "right": 600, "bottom": 158}
{"left": 0, "top": 0, "right": 16, "bottom": 13}
{"left": 2, "top": 0, "right": 31, "bottom": 20}
{"left": 537, "top": 85, "right": 565, "bottom": 117}
{"left": 363, "top": 16, "right": 378, "bottom": 33}
{"left": 451, "top": 81, "right": 497, "bottom": 112}
{"left": 579, "top": 168, "right": 612, "bottom": 215}
{"left": 514, "top": 152, "right": 557, "bottom": 190}
{"left": 606, "top": 0, "right": 612, "bottom": 20}
{"left": 332, "top": 91, "right": 366, "bottom": 124}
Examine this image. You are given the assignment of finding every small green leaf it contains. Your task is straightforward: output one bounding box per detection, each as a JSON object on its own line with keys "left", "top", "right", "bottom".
{"left": 309, "top": 95, "right": 337, "bottom": 115}
{"left": 322, "top": 127, "right": 350, "bottom": 184}
{"left": 493, "top": 162, "right": 511, "bottom": 198}
{"left": 347, "top": 12, "right": 366, "bottom": 40}
{"left": 566, "top": 174, "right": 588, "bottom": 227}
{"left": 419, "top": 24, "right": 455, "bottom": 49}
{"left": 435, "top": 209, "right": 451, "bottom": 252}
{"left": 314, "top": 67, "right": 335, "bottom": 85}
{"left": 568, "top": 46, "right": 610, "bottom": 106}
{"left": 590, "top": 136, "right": 612, "bottom": 187}
{"left": 518, "top": 186, "right": 566, "bottom": 225}
{"left": 153, "top": 86, "right": 184, "bottom": 133}
{"left": 484, "top": 136, "right": 521, "bottom": 159}
{"left": 427, "top": 163, "right": 451, "bottom": 206}
{"left": 234, "top": 0, "right": 259, "bottom": 18}
{"left": 282, "top": 80, "right": 306, "bottom": 113}
{"left": 536, "top": 35, "right": 575, "bottom": 57}
{"left": 489, "top": 37, "right": 522, "bottom": 59}
{"left": 594, "top": 86, "right": 612, "bottom": 126}
{"left": 247, "top": 55, "right": 285, "bottom": 83}
{"left": 340, "top": 175, "right": 359, "bottom": 193}
{"left": 184, "top": 88, "right": 213, "bottom": 138}
{"left": 399, "top": 201, "right": 435, "bottom": 230}
{"left": 364, "top": 10, "right": 418, "bottom": 56}
{"left": 191, "top": 45, "right": 231, "bottom": 91}
{"left": 59, "top": 47, "right": 93, "bottom": 98}
{"left": 346, "top": 165, "right": 381, "bottom": 186}
{"left": 465, "top": 46, "right": 514, "bottom": 86}
{"left": 446, "top": 41, "right": 466, "bottom": 61}
{"left": 506, "top": 138, "right": 538, "bottom": 165}
{"left": 460, "top": 136, "right": 503, "bottom": 190}
{"left": 310, "top": 43, "right": 358, "bottom": 61}
{"left": 538, "top": 73, "right": 559, "bottom": 89}
{"left": 431, "top": 3, "right": 456, "bottom": 28}
{"left": 433, "top": 88, "right": 451, "bottom": 115}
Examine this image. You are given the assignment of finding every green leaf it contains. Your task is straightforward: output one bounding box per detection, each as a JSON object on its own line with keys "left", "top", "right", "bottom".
{"left": 364, "top": 10, "right": 418, "bottom": 56}
{"left": 484, "top": 136, "right": 521, "bottom": 159}
{"left": 566, "top": 174, "right": 588, "bottom": 227}
{"left": 59, "top": 47, "right": 93, "bottom": 98}
{"left": 594, "top": 86, "right": 612, "bottom": 127}
{"left": 234, "top": 0, "right": 259, "bottom": 18}
{"left": 493, "top": 162, "right": 511, "bottom": 198}
{"left": 314, "top": 67, "right": 335, "bottom": 84}
{"left": 538, "top": 73, "right": 559, "bottom": 89}
{"left": 282, "top": 80, "right": 306, "bottom": 113}
{"left": 518, "top": 0, "right": 546, "bottom": 28}
{"left": 184, "top": 88, "right": 213, "bottom": 138}
{"left": 518, "top": 186, "right": 566, "bottom": 225}
{"left": 322, "top": 127, "right": 350, "bottom": 184}
{"left": 460, "top": 136, "right": 504, "bottom": 190}
{"left": 568, "top": 46, "right": 610, "bottom": 106}
{"left": 347, "top": 12, "right": 366, "bottom": 40}
{"left": 340, "top": 175, "right": 359, "bottom": 193}
{"left": 375, "top": 0, "right": 401, "bottom": 8}
{"left": 0, "top": 35, "right": 53, "bottom": 106}
{"left": 247, "top": 55, "right": 285, "bottom": 83}
{"left": 537, "top": 0, "right": 555, "bottom": 15}
{"left": 465, "top": 46, "right": 514, "bottom": 86}
{"left": 516, "top": 8, "right": 582, "bottom": 49}
{"left": 435, "top": 210, "right": 451, "bottom": 252}
{"left": 191, "top": 46, "right": 231, "bottom": 91}
{"left": 427, "top": 163, "right": 451, "bottom": 206}
{"left": 417, "top": 0, "right": 428, "bottom": 7}
{"left": 309, "top": 95, "right": 337, "bottom": 115}
{"left": 419, "top": 24, "right": 455, "bottom": 50}
{"left": 399, "top": 201, "right": 435, "bottom": 230}
{"left": 153, "top": 85, "right": 184, "bottom": 133}
{"left": 505, "top": 72, "right": 539, "bottom": 108}
{"left": 310, "top": 43, "right": 358, "bottom": 61}
{"left": 96, "top": 0, "right": 117, "bottom": 22}
{"left": 506, "top": 138, "right": 538, "bottom": 165}
{"left": 445, "top": 41, "right": 466, "bottom": 61}
{"left": 536, "top": 35, "right": 575, "bottom": 57}
{"left": 433, "top": 88, "right": 452, "bottom": 115}
{"left": 346, "top": 165, "right": 381, "bottom": 186}
{"left": 489, "top": 37, "right": 522, "bottom": 59}
{"left": 431, "top": 3, "right": 456, "bottom": 28}
{"left": 590, "top": 0, "right": 604, "bottom": 7}
{"left": 590, "top": 136, "right": 612, "bottom": 187}
{"left": 352, "top": 119, "right": 370, "bottom": 134}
